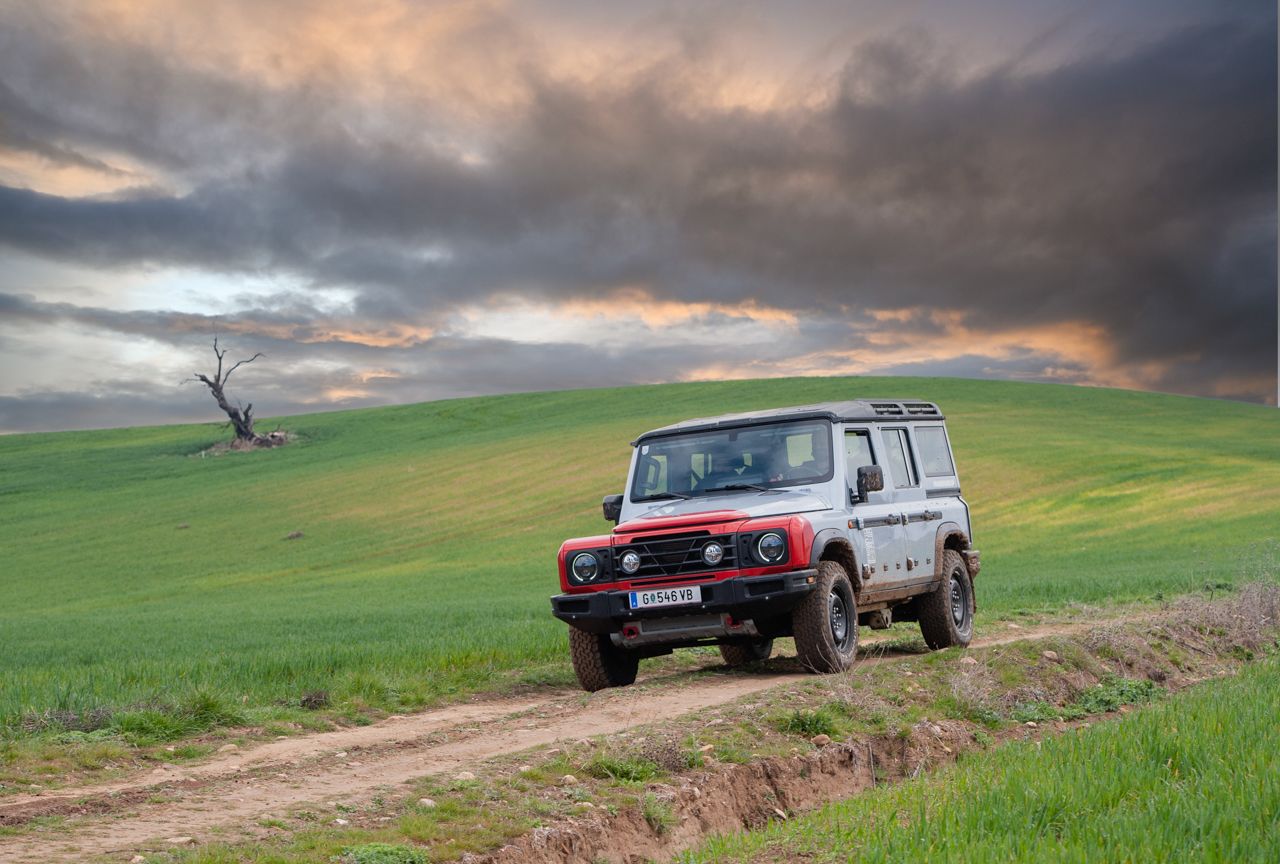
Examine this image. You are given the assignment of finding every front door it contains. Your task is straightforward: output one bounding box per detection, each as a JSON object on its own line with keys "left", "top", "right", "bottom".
{"left": 844, "top": 428, "right": 907, "bottom": 591}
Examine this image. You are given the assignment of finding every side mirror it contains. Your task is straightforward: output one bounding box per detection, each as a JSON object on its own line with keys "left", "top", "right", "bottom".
{"left": 856, "top": 465, "right": 884, "bottom": 501}
{"left": 602, "top": 493, "right": 623, "bottom": 523}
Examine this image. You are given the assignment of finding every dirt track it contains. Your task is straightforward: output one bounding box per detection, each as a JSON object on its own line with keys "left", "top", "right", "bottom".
{"left": 0, "top": 623, "right": 1083, "bottom": 863}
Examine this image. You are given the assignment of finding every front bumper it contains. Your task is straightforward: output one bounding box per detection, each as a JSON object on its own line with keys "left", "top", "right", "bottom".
{"left": 550, "top": 568, "right": 819, "bottom": 636}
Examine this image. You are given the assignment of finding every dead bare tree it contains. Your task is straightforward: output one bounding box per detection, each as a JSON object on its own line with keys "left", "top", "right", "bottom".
{"left": 189, "top": 338, "right": 276, "bottom": 446}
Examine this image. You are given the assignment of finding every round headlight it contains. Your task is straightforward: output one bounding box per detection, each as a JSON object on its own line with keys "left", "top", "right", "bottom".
{"left": 702, "top": 542, "right": 725, "bottom": 566}
{"left": 571, "top": 552, "right": 599, "bottom": 582}
{"left": 756, "top": 532, "right": 786, "bottom": 563}
{"left": 620, "top": 550, "right": 641, "bottom": 575}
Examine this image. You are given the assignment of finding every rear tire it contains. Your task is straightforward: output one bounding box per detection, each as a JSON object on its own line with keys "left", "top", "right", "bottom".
{"left": 791, "top": 561, "right": 858, "bottom": 673}
{"left": 918, "top": 549, "right": 975, "bottom": 649}
{"left": 719, "top": 638, "right": 774, "bottom": 667}
{"left": 569, "top": 628, "right": 639, "bottom": 692}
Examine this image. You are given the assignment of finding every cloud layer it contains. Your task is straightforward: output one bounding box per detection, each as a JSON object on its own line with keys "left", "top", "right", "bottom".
{"left": 0, "top": 0, "right": 1275, "bottom": 432}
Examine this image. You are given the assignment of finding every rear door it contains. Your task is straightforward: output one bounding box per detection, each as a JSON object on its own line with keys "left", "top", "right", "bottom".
{"left": 911, "top": 423, "right": 966, "bottom": 561}
{"left": 879, "top": 426, "right": 934, "bottom": 586}
{"left": 844, "top": 427, "right": 907, "bottom": 590}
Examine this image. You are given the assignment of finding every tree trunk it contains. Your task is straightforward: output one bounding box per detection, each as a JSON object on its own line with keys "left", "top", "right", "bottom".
{"left": 206, "top": 379, "right": 257, "bottom": 441}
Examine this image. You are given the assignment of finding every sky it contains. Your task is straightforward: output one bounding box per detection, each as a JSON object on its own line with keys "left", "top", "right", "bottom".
{"left": 0, "top": 0, "right": 1275, "bottom": 433}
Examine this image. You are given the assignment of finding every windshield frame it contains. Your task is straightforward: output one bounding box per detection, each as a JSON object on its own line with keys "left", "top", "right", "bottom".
{"left": 629, "top": 419, "right": 836, "bottom": 503}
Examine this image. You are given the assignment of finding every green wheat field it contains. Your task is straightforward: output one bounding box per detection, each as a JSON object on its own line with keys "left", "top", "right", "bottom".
{"left": 2, "top": 377, "right": 1278, "bottom": 733}
{"left": 684, "top": 654, "right": 1280, "bottom": 863}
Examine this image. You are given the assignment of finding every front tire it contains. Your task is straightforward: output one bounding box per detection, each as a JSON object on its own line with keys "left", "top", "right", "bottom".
{"left": 569, "top": 628, "right": 639, "bottom": 692}
{"left": 719, "top": 638, "right": 774, "bottom": 667}
{"left": 791, "top": 561, "right": 858, "bottom": 673}
{"left": 918, "top": 549, "right": 975, "bottom": 649}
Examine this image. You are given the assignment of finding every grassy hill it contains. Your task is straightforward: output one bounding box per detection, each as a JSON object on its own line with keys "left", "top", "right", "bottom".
{"left": 1, "top": 377, "right": 1277, "bottom": 733}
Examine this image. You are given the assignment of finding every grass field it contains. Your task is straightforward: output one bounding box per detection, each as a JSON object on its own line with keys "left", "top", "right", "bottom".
{"left": 683, "top": 656, "right": 1280, "bottom": 863}
{"left": 1, "top": 377, "right": 1278, "bottom": 735}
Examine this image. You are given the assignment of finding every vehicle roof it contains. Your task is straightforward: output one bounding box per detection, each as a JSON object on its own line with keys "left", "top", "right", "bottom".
{"left": 634, "top": 400, "right": 945, "bottom": 443}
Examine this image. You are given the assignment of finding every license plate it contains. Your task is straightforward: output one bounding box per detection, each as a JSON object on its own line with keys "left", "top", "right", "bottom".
{"left": 629, "top": 586, "right": 699, "bottom": 610}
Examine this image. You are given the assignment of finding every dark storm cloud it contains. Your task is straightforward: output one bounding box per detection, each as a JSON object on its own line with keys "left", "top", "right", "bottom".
{"left": 0, "top": 291, "right": 392, "bottom": 351}
{"left": 0, "top": 5, "right": 295, "bottom": 176}
{"left": 0, "top": 0, "right": 1274, "bottom": 407}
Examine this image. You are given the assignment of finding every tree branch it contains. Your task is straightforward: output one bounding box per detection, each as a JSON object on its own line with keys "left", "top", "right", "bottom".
{"left": 222, "top": 353, "right": 264, "bottom": 385}
{"left": 213, "top": 336, "right": 225, "bottom": 384}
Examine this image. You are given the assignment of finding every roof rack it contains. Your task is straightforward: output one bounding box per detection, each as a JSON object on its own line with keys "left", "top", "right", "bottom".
{"left": 634, "top": 399, "right": 947, "bottom": 443}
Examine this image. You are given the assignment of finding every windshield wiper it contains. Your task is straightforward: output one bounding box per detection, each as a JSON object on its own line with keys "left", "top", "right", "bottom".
{"left": 711, "top": 483, "right": 768, "bottom": 493}
{"left": 642, "top": 491, "right": 691, "bottom": 500}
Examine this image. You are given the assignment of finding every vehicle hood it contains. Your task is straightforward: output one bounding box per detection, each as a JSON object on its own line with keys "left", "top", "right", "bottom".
{"left": 621, "top": 489, "right": 831, "bottom": 529}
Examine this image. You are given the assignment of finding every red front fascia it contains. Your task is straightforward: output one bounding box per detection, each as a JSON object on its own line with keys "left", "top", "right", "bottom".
{"left": 557, "top": 515, "right": 815, "bottom": 594}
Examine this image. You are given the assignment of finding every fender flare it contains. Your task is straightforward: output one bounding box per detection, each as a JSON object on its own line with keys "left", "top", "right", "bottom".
{"left": 933, "top": 522, "right": 973, "bottom": 578}
{"left": 810, "top": 529, "right": 862, "bottom": 593}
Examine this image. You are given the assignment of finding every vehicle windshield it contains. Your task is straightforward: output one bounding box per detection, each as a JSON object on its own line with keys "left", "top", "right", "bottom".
{"left": 631, "top": 420, "right": 834, "bottom": 501}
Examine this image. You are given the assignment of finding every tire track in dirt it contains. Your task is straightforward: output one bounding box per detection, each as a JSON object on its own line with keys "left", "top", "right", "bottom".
{"left": 0, "top": 622, "right": 1083, "bottom": 863}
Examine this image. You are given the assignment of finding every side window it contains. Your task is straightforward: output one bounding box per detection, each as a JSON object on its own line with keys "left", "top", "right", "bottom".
{"left": 844, "top": 430, "right": 875, "bottom": 483}
{"left": 882, "top": 428, "right": 918, "bottom": 488}
{"left": 915, "top": 426, "right": 956, "bottom": 477}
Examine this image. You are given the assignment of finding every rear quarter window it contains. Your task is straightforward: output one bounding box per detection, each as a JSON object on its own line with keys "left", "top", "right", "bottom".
{"left": 915, "top": 426, "right": 956, "bottom": 477}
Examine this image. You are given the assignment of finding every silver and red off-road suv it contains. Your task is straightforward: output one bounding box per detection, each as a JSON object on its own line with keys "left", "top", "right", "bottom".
{"left": 551, "top": 400, "right": 980, "bottom": 691}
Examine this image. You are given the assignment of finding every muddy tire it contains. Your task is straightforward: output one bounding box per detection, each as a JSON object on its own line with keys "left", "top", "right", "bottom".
{"left": 569, "top": 628, "right": 639, "bottom": 692}
{"left": 918, "top": 549, "right": 975, "bottom": 650}
{"left": 791, "top": 560, "right": 858, "bottom": 673}
{"left": 718, "top": 638, "right": 774, "bottom": 667}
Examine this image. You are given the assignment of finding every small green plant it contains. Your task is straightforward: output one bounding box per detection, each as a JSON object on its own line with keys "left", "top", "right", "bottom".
{"left": 1010, "top": 701, "right": 1060, "bottom": 724}
{"left": 183, "top": 690, "right": 245, "bottom": 729}
{"left": 642, "top": 793, "right": 676, "bottom": 835}
{"left": 585, "top": 753, "right": 662, "bottom": 783}
{"left": 1074, "top": 676, "right": 1161, "bottom": 714}
{"left": 110, "top": 710, "right": 192, "bottom": 746}
{"left": 775, "top": 707, "right": 837, "bottom": 738}
{"left": 683, "top": 746, "right": 705, "bottom": 770}
{"left": 937, "top": 694, "right": 1003, "bottom": 728}
{"left": 337, "top": 843, "right": 428, "bottom": 864}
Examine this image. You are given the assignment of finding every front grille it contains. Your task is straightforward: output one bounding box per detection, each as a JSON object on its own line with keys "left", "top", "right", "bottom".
{"left": 616, "top": 531, "right": 738, "bottom": 580}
